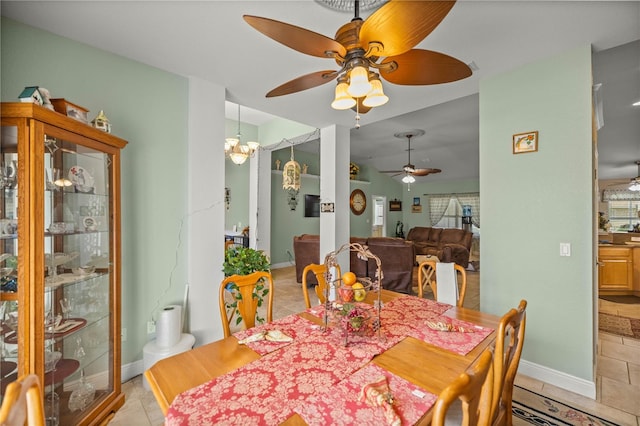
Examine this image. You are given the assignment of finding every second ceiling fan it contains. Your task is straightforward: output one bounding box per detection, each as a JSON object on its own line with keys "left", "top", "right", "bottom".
{"left": 243, "top": 0, "right": 472, "bottom": 112}
{"left": 381, "top": 130, "right": 441, "bottom": 181}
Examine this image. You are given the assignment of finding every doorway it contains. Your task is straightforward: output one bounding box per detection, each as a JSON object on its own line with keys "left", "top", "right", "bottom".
{"left": 371, "top": 195, "right": 386, "bottom": 237}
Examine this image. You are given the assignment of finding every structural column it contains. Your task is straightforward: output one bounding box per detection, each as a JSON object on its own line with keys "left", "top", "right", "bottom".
{"left": 320, "top": 125, "right": 351, "bottom": 268}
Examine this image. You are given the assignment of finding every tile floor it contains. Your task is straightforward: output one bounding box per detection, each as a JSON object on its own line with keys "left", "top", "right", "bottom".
{"left": 110, "top": 266, "right": 640, "bottom": 425}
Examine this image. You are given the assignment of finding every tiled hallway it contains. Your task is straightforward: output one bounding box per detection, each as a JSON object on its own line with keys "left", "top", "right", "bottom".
{"left": 110, "top": 267, "right": 640, "bottom": 425}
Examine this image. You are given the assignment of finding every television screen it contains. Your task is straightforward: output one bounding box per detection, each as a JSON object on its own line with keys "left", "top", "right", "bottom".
{"left": 304, "top": 194, "right": 320, "bottom": 217}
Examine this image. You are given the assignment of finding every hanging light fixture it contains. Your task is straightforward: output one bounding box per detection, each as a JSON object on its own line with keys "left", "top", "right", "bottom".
{"left": 629, "top": 161, "right": 640, "bottom": 191}
{"left": 282, "top": 145, "right": 301, "bottom": 210}
{"left": 331, "top": 65, "right": 389, "bottom": 116}
{"left": 225, "top": 104, "right": 260, "bottom": 165}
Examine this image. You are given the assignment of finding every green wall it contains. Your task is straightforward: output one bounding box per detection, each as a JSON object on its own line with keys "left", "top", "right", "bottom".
{"left": 479, "top": 45, "right": 594, "bottom": 382}
{"left": 1, "top": 18, "right": 189, "bottom": 365}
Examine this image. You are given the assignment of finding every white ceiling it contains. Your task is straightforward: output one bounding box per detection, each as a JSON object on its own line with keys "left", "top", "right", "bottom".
{"left": 3, "top": 1, "right": 639, "bottom": 182}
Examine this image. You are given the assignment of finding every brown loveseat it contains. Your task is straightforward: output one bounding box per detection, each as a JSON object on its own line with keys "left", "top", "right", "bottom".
{"left": 293, "top": 235, "right": 415, "bottom": 294}
{"left": 406, "top": 227, "right": 473, "bottom": 268}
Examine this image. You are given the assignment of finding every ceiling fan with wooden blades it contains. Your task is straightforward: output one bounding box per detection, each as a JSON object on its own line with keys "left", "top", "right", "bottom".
{"left": 243, "top": 0, "right": 471, "bottom": 114}
{"left": 380, "top": 130, "right": 441, "bottom": 181}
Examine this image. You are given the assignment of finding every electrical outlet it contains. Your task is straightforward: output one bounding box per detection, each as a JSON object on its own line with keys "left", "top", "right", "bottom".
{"left": 121, "top": 328, "right": 127, "bottom": 341}
{"left": 147, "top": 321, "right": 156, "bottom": 334}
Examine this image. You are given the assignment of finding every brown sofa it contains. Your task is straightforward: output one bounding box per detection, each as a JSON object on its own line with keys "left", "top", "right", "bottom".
{"left": 293, "top": 235, "right": 415, "bottom": 294}
{"left": 406, "top": 227, "right": 473, "bottom": 268}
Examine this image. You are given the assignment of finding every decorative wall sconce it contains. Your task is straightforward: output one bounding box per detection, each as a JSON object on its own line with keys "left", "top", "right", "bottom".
{"left": 224, "top": 187, "right": 231, "bottom": 210}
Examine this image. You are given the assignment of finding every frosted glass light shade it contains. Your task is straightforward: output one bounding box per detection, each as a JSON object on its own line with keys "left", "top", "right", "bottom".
{"left": 402, "top": 174, "right": 415, "bottom": 183}
{"left": 229, "top": 152, "right": 248, "bottom": 165}
{"left": 331, "top": 82, "right": 356, "bottom": 110}
{"left": 347, "top": 66, "right": 372, "bottom": 98}
{"left": 363, "top": 78, "right": 388, "bottom": 107}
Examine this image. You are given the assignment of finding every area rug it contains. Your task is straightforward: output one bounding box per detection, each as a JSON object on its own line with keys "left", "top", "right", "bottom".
{"left": 599, "top": 295, "right": 640, "bottom": 304}
{"left": 598, "top": 312, "right": 640, "bottom": 339}
{"left": 512, "top": 385, "right": 620, "bottom": 425}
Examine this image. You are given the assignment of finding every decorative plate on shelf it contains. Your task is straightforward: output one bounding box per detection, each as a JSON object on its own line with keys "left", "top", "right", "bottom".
{"left": 68, "top": 165, "right": 94, "bottom": 193}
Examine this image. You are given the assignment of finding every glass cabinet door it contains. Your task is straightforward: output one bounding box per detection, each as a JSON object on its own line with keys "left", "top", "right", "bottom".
{"left": 0, "top": 124, "right": 19, "bottom": 401}
{"left": 43, "top": 133, "right": 113, "bottom": 425}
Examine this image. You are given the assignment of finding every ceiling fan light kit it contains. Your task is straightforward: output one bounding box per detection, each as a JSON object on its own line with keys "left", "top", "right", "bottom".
{"left": 380, "top": 129, "right": 442, "bottom": 188}
{"left": 244, "top": 0, "right": 471, "bottom": 127}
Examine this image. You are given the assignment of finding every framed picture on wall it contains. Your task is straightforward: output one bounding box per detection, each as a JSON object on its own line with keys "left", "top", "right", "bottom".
{"left": 411, "top": 205, "right": 422, "bottom": 213}
{"left": 413, "top": 197, "right": 421, "bottom": 206}
{"left": 513, "top": 131, "right": 538, "bottom": 154}
{"left": 389, "top": 199, "right": 402, "bottom": 211}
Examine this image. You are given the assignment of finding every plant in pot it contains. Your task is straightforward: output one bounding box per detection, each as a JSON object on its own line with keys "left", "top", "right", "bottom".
{"left": 222, "top": 246, "right": 271, "bottom": 326}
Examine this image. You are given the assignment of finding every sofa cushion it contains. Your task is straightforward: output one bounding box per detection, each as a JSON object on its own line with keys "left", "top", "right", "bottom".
{"left": 365, "top": 237, "right": 414, "bottom": 294}
{"left": 293, "top": 234, "right": 320, "bottom": 284}
{"left": 429, "top": 227, "right": 443, "bottom": 242}
{"left": 439, "top": 228, "right": 470, "bottom": 246}
{"left": 349, "top": 236, "right": 369, "bottom": 279}
{"left": 407, "top": 226, "right": 430, "bottom": 242}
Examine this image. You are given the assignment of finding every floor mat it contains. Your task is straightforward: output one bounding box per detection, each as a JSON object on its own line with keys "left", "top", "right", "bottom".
{"left": 599, "top": 295, "right": 640, "bottom": 304}
{"left": 512, "top": 385, "right": 620, "bottom": 425}
{"left": 599, "top": 312, "right": 640, "bottom": 339}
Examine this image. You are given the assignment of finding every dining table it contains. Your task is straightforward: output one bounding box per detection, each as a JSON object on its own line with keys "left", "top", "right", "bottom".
{"left": 145, "top": 289, "right": 500, "bottom": 425}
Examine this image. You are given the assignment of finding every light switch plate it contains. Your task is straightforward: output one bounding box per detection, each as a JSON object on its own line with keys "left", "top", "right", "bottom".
{"left": 560, "top": 243, "right": 571, "bottom": 257}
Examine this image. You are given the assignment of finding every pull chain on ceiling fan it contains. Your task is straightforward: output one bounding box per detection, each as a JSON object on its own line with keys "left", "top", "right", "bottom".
{"left": 243, "top": 0, "right": 472, "bottom": 127}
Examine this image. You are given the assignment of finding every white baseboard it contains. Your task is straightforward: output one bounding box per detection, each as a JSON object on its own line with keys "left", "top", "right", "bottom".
{"left": 518, "top": 359, "right": 596, "bottom": 399}
{"left": 121, "top": 359, "right": 144, "bottom": 383}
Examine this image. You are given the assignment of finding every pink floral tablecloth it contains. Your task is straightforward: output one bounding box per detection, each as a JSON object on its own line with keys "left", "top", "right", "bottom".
{"left": 166, "top": 296, "right": 493, "bottom": 425}
{"left": 233, "top": 314, "right": 317, "bottom": 355}
{"left": 165, "top": 327, "right": 390, "bottom": 425}
{"left": 295, "top": 363, "right": 437, "bottom": 425}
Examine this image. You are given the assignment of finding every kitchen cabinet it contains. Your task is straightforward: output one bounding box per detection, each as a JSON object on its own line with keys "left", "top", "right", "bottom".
{"left": 598, "top": 245, "right": 635, "bottom": 295}
{"left": 0, "top": 102, "right": 127, "bottom": 424}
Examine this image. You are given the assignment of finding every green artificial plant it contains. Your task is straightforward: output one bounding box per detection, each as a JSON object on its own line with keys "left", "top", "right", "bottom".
{"left": 222, "top": 246, "right": 271, "bottom": 326}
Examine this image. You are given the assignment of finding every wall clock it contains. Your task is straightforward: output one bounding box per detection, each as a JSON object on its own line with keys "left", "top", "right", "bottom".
{"left": 350, "top": 189, "right": 367, "bottom": 215}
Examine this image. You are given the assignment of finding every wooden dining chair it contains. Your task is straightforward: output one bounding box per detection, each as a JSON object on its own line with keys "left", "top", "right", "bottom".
{"left": 224, "top": 240, "right": 234, "bottom": 251}
{"left": 301, "top": 263, "right": 341, "bottom": 308}
{"left": 490, "top": 299, "right": 527, "bottom": 426}
{"left": 417, "top": 260, "right": 467, "bottom": 306}
{"left": 219, "top": 271, "right": 274, "bottom": 338}
{"left": 431, "top": 349, "right": 494, "bottom": 426}
{"left": 0, "top": 374, "right": 45, "bottom": 426}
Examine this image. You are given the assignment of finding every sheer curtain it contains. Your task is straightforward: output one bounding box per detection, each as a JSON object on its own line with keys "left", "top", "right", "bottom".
{"left": 429, "top": 195, "right": 452, "bottom": 226}
{"left": 455, "top": 193, "right": 480, "bottom": 228}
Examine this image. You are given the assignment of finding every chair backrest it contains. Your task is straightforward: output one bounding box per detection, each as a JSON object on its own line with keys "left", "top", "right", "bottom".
{"left": 418, "top": 260, "right": 467, "bottom": 306}
{"left": 219, "top": 271, "right": 274, "bottom": 338}
{"left": 302, "top": 263, "right": 341, "bottom": 308}
{"left": 431, "top": 349, "right": 494, "bottom": 426}
{"left": 224, "top": 240, "right": 234, "bottom": 251}
{"left": 491, "top": 299, "right": 527, "bottom": 426}
{"left": 0, "top": 374, "right": 45, "bottom": 426}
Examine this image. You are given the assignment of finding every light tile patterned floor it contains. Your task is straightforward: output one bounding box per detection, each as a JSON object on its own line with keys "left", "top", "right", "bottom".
{"left": 110, "top": 266, "right": 640, "bottom": 425}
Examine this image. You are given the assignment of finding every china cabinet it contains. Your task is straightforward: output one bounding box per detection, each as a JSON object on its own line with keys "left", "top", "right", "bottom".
{"left": 0, "top": 103, "right": 127, "bottom": 424}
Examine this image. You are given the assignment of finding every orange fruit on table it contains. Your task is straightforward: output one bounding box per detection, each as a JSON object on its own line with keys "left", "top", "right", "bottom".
{"left": 342, "top": 272, "right": 357, "bottom": 286}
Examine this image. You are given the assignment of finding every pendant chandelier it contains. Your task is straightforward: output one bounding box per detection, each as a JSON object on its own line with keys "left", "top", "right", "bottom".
{"left": 282, "top": 145, "right": 301, "bottom": 210}
{"left": 225, "top": 104, "right": 260, "bottom": 165}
